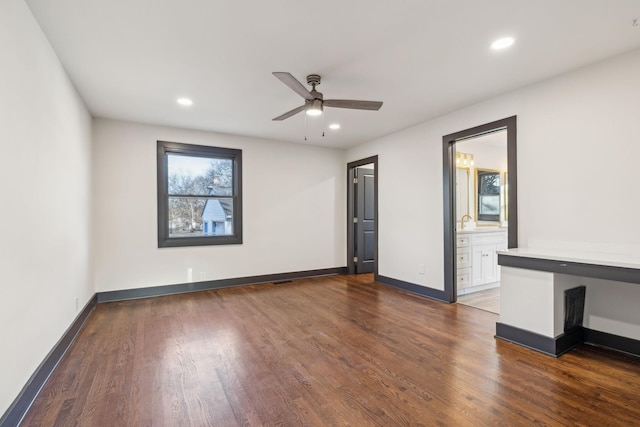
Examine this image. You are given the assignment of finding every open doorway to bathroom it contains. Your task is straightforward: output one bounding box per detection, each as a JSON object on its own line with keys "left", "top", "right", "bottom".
{"left": 454, "top": 130, "right": 507, "bottom": 313}
{"left": 442, "top": 117, "right": 518, "bottom": 312}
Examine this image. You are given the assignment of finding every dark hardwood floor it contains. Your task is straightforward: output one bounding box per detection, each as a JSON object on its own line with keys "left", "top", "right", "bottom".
{"left": 22, "top": 274, "right": 640, "bottom": 426}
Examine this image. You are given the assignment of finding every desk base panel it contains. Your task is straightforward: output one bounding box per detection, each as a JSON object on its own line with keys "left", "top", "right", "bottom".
{"left": 496, "top": 322, "right": 640, "bottom": 357}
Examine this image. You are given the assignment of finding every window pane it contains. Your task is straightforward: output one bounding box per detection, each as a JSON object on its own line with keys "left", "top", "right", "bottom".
{"left": 479, "top": 173, "right": 500, "bottom": 195}
{"left": 479, "top": 195, "right": 500, "bottom": 215}
{"left": 168, "top": 197, "right": 234, "bottom": 238}
{"left": 167, "top": 154, "right": 233, "bottom": 196}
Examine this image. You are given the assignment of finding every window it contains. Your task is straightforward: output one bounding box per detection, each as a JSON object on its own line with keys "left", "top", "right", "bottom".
{"left": 476, "top": 169, "right": 500, "bottom": 222}
{"left": 157, "top": 141, "right": 242, "bottom": 247}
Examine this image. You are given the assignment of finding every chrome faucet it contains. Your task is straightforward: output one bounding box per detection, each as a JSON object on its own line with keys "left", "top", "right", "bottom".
{"left": 460, "top": 214, "right": 473, "bottom": 229}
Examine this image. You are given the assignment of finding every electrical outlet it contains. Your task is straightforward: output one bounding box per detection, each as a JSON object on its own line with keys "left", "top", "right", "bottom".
{"left": 418, "top": 263, "right": 425, "bottom": 274}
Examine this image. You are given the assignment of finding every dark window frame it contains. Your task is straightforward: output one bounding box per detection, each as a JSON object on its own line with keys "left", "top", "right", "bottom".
{"left": 476, "top": 169, "right": 501, "bottom": 222}
{"left": 157, "top": 140, "right": 243, "bottom": 248}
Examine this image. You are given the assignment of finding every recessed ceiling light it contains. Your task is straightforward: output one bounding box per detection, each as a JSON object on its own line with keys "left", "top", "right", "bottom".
{"left": 329, "top": 123, "right": 340, "bottom": 130}
{"left": 491, "top": 37, "right": 515, "bottom": 50}
{"left": 176, "top": 97, "right": 193, "bottom": 106}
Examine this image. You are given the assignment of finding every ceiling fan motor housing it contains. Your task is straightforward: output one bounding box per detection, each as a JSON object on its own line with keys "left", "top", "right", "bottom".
{"left": 306, "top": 74, "right": 321, "bottom": 86}
{"left": 306, "top": 74, "right": 323, "bottom": 99}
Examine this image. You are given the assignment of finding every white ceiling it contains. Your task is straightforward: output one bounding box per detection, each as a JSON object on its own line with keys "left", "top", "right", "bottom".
{"left": 26, "top": 0, "right": 640, "bottom": 148}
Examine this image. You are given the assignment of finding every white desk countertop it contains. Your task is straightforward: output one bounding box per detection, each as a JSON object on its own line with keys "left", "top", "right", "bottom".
{"left": 498, "top": 247, "right": 640, "bottom": 270}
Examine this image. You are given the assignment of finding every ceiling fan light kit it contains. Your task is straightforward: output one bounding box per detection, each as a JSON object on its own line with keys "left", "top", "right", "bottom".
{"left": 306, "top": 99, "right": 323, "bottom": 116}
{"left": 272, "top": 72, "right": 383, "bottom": 121}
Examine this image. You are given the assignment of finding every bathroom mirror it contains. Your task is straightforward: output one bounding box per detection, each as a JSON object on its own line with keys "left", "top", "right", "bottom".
{"left": 503, "top": 171, "right": 508, "bottom": 221}
{"left": 476, "top": 169, "right": 500, "bottom": 222}
{"left": 456, "top": 167, "right": 470, "bottom": 219}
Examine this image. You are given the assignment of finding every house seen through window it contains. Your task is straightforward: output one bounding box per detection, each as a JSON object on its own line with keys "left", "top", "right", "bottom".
{"left": 157, "top": 141, "right": 242, "bottom": 247}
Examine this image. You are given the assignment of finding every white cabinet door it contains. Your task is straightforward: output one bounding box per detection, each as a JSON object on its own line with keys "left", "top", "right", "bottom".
{"left": 472, "top": 243, "right": 502, "bottom": 285}
{"left": 483, "top": 246, "right": 499, "bottom": 283}
{"left": 471, "top": 245, "right": 485, "bottom": 285}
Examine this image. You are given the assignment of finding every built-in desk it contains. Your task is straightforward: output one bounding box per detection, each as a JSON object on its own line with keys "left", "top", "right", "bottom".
{"left": 496, "top": 248, "right": 640, "bottom": 357}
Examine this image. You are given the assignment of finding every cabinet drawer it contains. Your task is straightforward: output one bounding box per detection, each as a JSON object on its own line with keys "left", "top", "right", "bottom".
{"left": 473, "top": 231, "right": 506, "bottom": 245}
{"left": 456, "top": 236, "right": 471, "bottom": 247}
{"left": 457, "top": 268, "right": 471, "bottom": 288}
{"left": 456, "top": 249, "right": 471, "bottom": 268}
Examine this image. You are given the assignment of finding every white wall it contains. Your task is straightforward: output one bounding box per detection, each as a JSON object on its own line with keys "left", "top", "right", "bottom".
{"left": 92, "top": 119, "right": 346, "bottom": 292}
{"left": 584, "top": 277, "right": 640, "bottom": 341}
{"left": 0, "top": 0, "right": 93, "bottom": 416}
{"left": 347, "top": 48, "right": 640, "bottom": 291}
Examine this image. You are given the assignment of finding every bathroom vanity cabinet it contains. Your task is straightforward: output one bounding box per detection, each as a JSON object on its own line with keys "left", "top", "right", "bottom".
{"left": 456, "top": 228, "right": 507, "bottom": 294}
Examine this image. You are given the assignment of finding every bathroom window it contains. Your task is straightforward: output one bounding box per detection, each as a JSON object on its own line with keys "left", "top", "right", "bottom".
{"left": 477, "top": 170, "right": 500, "bottom": 222}
{"left": 157, "top": 141, "right": 242, "bottom": 247}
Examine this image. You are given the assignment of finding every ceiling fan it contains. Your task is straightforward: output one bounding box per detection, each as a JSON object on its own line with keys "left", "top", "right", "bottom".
{"left": 272, "top": 72, "right": 383, "bottom": 121}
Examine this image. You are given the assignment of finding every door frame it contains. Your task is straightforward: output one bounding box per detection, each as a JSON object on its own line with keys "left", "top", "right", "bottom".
{"left": 442, "top": 116, "right": 518, "bottom": 303}
{"left": 347, "top": 156, "right": 378, "bottom": 276}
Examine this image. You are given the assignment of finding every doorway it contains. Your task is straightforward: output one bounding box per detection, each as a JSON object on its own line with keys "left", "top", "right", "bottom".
{"left": 455, "top": 131, "right": 508, "bottom": 313}
{"left": 347, "top": 156, "right": 378, "bottom": 275}
{"left": 442, "top": 117, "right": 518, "bottom": 303}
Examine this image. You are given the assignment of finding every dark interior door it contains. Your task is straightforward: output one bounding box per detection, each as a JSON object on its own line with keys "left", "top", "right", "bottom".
{"left": 356, "top": 168, "right": 375, "bottom": 273}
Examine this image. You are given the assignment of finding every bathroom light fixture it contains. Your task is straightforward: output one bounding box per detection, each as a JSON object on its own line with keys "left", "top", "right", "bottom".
{"left": 306, "top": 99, "right": 323, "bottom": 116}
{"left": 491, "top": 37, "right": 515, "bottom": 50}
{"left": 456, "top": 152, "right": 474, "bottom": 167}
{"left": 329, "top": 123, "right": 340, "bottom": 130}
{"left": 176, "top": 97, "right": 193, "bottom": 106}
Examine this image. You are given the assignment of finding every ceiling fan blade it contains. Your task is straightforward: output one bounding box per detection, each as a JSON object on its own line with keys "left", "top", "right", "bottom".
{"left": 324, "top": 99, "right": 383, "bottom": 111}
{"left": 273, "top": 72, "right": 314, "bottom": 101}
{"left": 272, "top": 105, "right": 306, "bottom": 121}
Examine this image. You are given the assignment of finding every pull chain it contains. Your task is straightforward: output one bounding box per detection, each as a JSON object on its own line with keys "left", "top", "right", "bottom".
{"left": 304, "top": 109, "right": 307, "bottom": 141}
